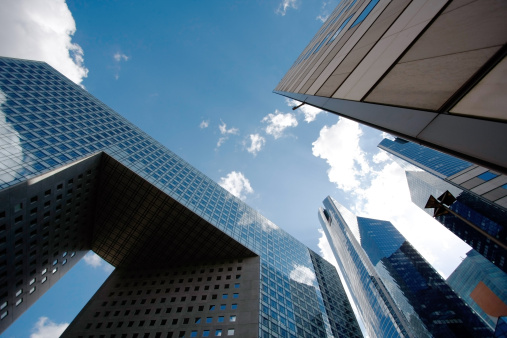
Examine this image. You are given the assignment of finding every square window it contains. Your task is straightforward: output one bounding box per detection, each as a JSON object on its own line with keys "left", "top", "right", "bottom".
{"left": 220, "top": 304, "right": 226, "bottom": 310}
{"left": 232, "top": 293, "right": 238, "bottom": 299}
{"left": 191, "top": 332, "right": 198, "bottom": 338}
{"left": 195, "top": 317, "right": 201, "bottom": 324}
{"left": 206, "top": 317, "right": 212, "bottom": 323}
{"left": 227, "top": 329, "right": 234, "bottom": 336}
{"left": 209, "top": 305, "right": 215, "bottom": 311}
{"left": 222, "top": 294, "right": 228, "bottom": 299}
{"left": 218, "top": 316, "right": 224, "bottom": 323}
{"left": 215, "top": 329, "right": 222, "bottom": 336}
{"left": 234, "top": 284, "right": 240, "bottom": 289}
{"left": 231, "top": 304, "right": 237, "bottom": 310}
{"left": 230, "top": 316, "right": 236, "bottom": 322}
{"left": 203, "top": 331, "right": 210, "bottom": 337}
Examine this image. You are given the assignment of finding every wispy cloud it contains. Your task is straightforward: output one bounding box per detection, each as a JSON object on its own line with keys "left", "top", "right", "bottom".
{"left": 113, "top": 51, "right": 130, "bottom": 80}
{"left": 83, "top": 251, "right": 114, "bottom": 272}
{"left": 0, "top": 0, "right": 88, "bottom": 85}
{"left": 113, "top": 52, "right": 129, "bottom": 62}
{"left": 30, "top": 317, "right": 68, "bottom": 338}
{"left": 286, "top": 98, "right": 323, "bottom": 123}
{"left": 219, "top": 171, "right": 253, "bottom": 200}
{"left": 316, "top": 0, "right": 339, "bottom": 22}
{"left": 276, "top": 0, "right": 298, "bottom": 16}
{"left": 216, "top": 121, "right": 239, "bottom": 148}
{"left": 245, "top": 134, "right": 266, "bottom": 156}
{"left": 262, "top": 110, "right": 298, "bottom": 139}
{"left": 200, "top": 120, "right": 209, "bottom": 129}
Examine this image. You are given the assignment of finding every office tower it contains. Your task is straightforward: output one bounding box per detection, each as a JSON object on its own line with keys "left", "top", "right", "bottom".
{"left": 274, "top": 0, "right": 507, "bottom": 173}
{"left": 319, "top": 196, "right": 493, "bottom": 337}
{"left": 0, "top": 56, "right": 362, "bottom": 337}
{"left": 447, "top": 249, "right": 507, "bottom": 330}
{"left": 378, "top": 138, "right": 507, "bottom": 208}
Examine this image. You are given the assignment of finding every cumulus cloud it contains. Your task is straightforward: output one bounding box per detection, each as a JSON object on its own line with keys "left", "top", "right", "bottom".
{"left": 312, "top": 119, "right": 471, "bottom": 277}
{"left": 245, "top": 134, "right": 266, "bottom": 156}
{"left": 0, "top": 0, "right": 88, "bottom": 85}
{"left": 200, "top": 120, "right": 209, "bottom": 129}
{"left": 276, "top": 0, "right": 298, "bottom": 16}
{"left": 312, "top": 118, "right": 370, "bottom": 191}
{"left": 219, "top": 171, "right": 253, "bottom": 200}
{"left": 262, "top": 110, "right": 298, "bottom": 139}
{"left": 113, "top": 52, "right": 129, "bottom": 62}
{"left": 286, "top": 99, "right": 323, "bottom": 123}
{"left": 30, "top": 317, "right": 68, "bottom": 338}
{"left": 83, "top": 251, "right": 114, "bottom": 272}
{"left": 289, "top": 264, "right": 316, "bottom": 286}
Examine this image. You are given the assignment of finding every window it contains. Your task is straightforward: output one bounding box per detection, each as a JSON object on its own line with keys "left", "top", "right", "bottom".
{"left": 218, "top": 316, "right": 224, "bottom": 323}
{"left": 234, "top": 284, "right": 240, "bottom": 288}
{"left": 203, "top": 331, "right": 210, "bottom": 337}
{"left": 231, "top": 304, "right": 237, "bottom": 310}
{"left": 232, "top": 293, "right": 238, "bottom": 299}
{"left": 195, "top": 317, "right": 201, "bottom": 324}
{"left": 478, "top": 172, "right": 498, "bottom": 181}
{"left": 222, "top": 294, "right": 228, "bottom": 299}
{"left": 190, "top": 331, "right": 198, "bottom": 338}
{"left": 229, "top": 316, "right": 236, "bottom": 322}
{"left": 206, "top": 317, "right": 212, "bottom": 323}
{"left": 215, "top": 329, "right": 222, "bottom": 336}
{"left": 220, "top": 304, "right": 226, "bottom": 310}
{"left": 227, "top": 329, "right": 234, "bottom": 336}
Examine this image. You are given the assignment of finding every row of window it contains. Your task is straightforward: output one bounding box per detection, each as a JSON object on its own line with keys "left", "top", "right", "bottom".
{"left": 75, "top": 329, "right": 235, "bottom": 338}
{"left": 86, "top": 315, "right": 237, "bottom": 329}
{"left": 94, "top": 303, "right": 239, "bottom": 318}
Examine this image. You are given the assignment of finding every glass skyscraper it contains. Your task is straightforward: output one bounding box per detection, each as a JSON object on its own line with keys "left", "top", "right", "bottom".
{"left": 0, "top": 56, "right": 362, "bottom": 337}
{"left": 447, "top": 249, "right": 507, "bottom": 330}
{"left": 319, "top": 196, "right": 493, "bottom": 337}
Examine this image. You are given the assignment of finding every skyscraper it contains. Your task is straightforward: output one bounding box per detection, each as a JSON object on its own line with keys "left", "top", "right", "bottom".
{"left": 447, "top": 249, "right": 507, "bottom": 331}
{"left": 274, "top": 0, "right": 507, "bottom": 173}
{"left": 377, "top": 137, "right": 507, "bottom": 272}
{"left": 0, "top": 56, "right": 362, "bottom": 337}
{"left": 319, "top": 196, "right": 493, "bottom": 337}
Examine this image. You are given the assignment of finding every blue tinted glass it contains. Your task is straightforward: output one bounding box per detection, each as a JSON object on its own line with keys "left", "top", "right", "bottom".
{"left": 478, "top": 172, "right": 498, "bottom": 181}
{"left": 350, "top": 0, "right": 380, "bottom": 29}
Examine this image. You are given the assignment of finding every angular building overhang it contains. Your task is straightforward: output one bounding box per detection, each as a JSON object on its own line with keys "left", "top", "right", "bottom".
{"left": 275, "top": 89, "right": 507, "bottom": 175}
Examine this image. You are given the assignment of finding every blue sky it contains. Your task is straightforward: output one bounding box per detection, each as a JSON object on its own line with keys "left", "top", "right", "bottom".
{"left": 0, "top": 0, "right": 471, "bottom": 336}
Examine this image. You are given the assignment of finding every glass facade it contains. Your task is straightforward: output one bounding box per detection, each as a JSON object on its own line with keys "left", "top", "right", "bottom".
{"left": 0, "top": 57, "right": 361, "bottom": 337}
{"left": 447, "top": 249, "right": 507, "bottom": 330}
{"left": 378, "top": 138, "right": 473, "bottom": 179}
{"left": 320, "top": 197, "right": 493, "bottom": 337}
{"left": 406, "top": 171, "right": 507, "bottom": 273}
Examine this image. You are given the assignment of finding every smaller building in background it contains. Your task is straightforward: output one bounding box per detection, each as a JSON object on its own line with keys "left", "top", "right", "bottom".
{"left": 319, "top": 196, "right": 493, "bottom": 337}
{"left": 447, "top": 249, "right": 507, "bottom": 331}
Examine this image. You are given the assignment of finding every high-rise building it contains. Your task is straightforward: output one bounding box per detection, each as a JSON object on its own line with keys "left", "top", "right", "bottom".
{"left": 0, "top": 56, "right": 362, "bottom": 337}
{"left": 378, "top": 138, "right": 507, "bottom": 209}
{"left": 274, "top": 0, "right": 507, "bottom": 173}
{"left": 447, "top": 249, "right": 507, "bottom": 330}
{"left": 378, "top": 137, "right": 507, "bottom": 272}
{"left": 319, "top": 196, "right": 493, "bottom": 337}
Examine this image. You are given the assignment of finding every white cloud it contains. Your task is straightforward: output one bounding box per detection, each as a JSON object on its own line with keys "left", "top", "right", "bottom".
{"left": 312, "top": 118, "right": 370, "bottom": 191}
{"left": 316, "top": 0, "right": 339, "bottom": 22}
{"left": 113, "top": 52, "right": 129, "bottom": 62}
{"left": 200, "top": 120, "right": 209, "bottom": 129}
{"left": 286, "top": 99, "right": 323, "bottom": 123}
{"left": 0, "top": 89, "right": 24, "bottom": 185}
{"left": 262, "top": 110, "right": 298, "bottom": 139}
{"left": 289, "top": 264, "right": 316, "bottom": 286}
{"left": 30, "top": 317, "right": 68, "bottom": 338}
{"left": 276, "top": 0, "right": 298, "bottom": 16}
{"left": 245, "top": 134, "right": 266, "bottom": 156}
{"left": 83, "top": 251, "right": 114, "bottom": 272}
{"left": 219, "top": 121, "right": 239, "bottom": 135}
{"left": 312, "top": 119, "right": 471, "bottom": 277}
{"left": 0, "top": 0, "right": 88, "bottom": 85}
{"left": 219, "top": 171, "right": 253, "bottom": 200}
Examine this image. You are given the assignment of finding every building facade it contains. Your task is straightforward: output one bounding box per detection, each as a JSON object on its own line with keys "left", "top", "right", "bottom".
{"left": 0, "top": 56, "right": 362, "bottom": 337}
{"left": 447, "top": 249, "right": 507, "bottom": 330}
{"left": 274, "top": 0, "right": 507, "bottom": 174}
{"left": 319, "top": 196, "right": 492, "bottom": 337}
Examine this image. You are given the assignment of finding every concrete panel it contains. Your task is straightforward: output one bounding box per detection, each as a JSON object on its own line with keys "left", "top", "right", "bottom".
{"left": 305, "top": 0, "right": 389, "bottom": 95}
{"left": 416, "top": 114, "right": 507, "bottom": 171}
{"left": 315, "top": 72, "right": 350, "bottom": 97}
{"left": 460, "top": 177, "right": 485, "bottom": 190}
{"left": 451, "top": 56, "right": 507, "bottom": 121}
{"left": 366, "top": 47, "right": 499, "bottom": 110}
{"left": 401, "top": 0, "right": 507, "bottom": 62}
{"left": 483, "top": 187, "right": 507, "bottom": 203}
{"left": 450, "top": 166, "right": 488, "bottom": 184}
{"left": 494, "top": 195, "right": 507, "bottom": 209}
{"left": 472, "top": 176, "right": 507, "bottom": 195}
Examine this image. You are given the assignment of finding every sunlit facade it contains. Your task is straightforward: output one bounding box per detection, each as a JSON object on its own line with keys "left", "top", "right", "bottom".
{"left": 319, "top": 196, "right": 492, "bottom": 337}
{"left": 275, "top": 0, "right": 507, "bottom": 174}
{"left": 0, "top": 56, "right": 362, "bottom": 337}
